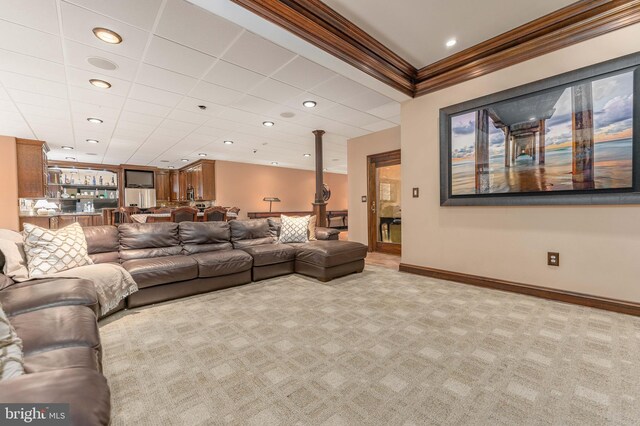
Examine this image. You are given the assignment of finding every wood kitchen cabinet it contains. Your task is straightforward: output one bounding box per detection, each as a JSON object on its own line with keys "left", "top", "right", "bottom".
{"left": 184, "top": 160, "right": 215, "bottom": 201}
{"left": 20, "top": 214, "right": 103, "bottom": 231}
{"left": 169, "top": 170, "right": 181, "bottom": 201}
{"left": 16, "top": 138, "right": 49, "bottom": 198}
{"left": 155, "top": 170, "right": 170, "bottom": 202}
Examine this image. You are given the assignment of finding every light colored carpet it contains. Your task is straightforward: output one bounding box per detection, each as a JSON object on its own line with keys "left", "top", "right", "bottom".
{"left": 99, "top": 266, "right": 640, "bottom": 425}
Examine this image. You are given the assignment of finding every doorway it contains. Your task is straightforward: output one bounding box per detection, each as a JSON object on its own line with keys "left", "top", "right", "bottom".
{"left": 367, "top": 150, "right": 401, "bottom": 255}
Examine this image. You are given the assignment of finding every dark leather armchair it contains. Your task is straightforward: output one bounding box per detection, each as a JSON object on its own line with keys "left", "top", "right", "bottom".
{"left": 203, "top": 206, "right": 227, "bottom": 222}
{"left": 170, "top": 207, "right": 198, "bottom": 223}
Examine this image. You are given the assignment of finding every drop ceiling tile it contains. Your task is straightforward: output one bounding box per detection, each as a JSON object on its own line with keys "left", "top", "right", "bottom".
{"left": 8, "top": 89, "right": 69, "bottom": 110}
{"left": 158, "top": 119, "right": 198, "bottom": 133}
{"left": 60, "top": 2, "right": 149, "bottom": 60}
{"left": 272, "top": 56, "right": 335, "bottom": 90}
{"left": 176, "top": 98, "right": 225, "bottom": 117}
{"left": 70, "top": 101, "right": 121, "bottom": 121}
{"left": 113, "top": 122, "right": 155, "bottom": 140}
{"left": 64, "top": 40, "right": 138, "bottom": 81}
{"left": 362, "top": 120, "right": 397, "bottom": 132}
{"left": 66, "top": 67, "right": 131, "bottom": 97}
{"left": 144, "top": 36, "right": 217, "bottom": 78}
{"left": 129, "top": 84, "right": 182, "bottom": 107}
{"left": 0, "top": 123, "right": 35, "bottom": 139}
{"left": 18, "top": 103, "right": 70, "bottom": 122}
{"left": 65, "top": 0, "right": 163, "bottom": 30}
{"left": 231, "top": 95, "right": 280, "bottom": 116}
{"left": 222, "top": 31, "right": 296, "bottom": 76}
{"left": 0, "top": 20, "right": 63, "bottom": 63}
{"left": 203, "top": 60, "right": 265, "bottom": 92}
{"left": 389, "top": 115, "right": 401, "bottom": 124}
{"left": 123, "top": 98, "right": 171, "bottom": 117}
{"left": 0, "top": 0, "right": 59, "bottom": 34}
{"left": 69, "top": 86, "right": 125, "bottom": 109}
{"left": 156, "top": 0, "right": 243, "bottom": 57}
{"left": 248, "top": 78, "right": 303, "bottom": 104}
{"left": 189, "top": 81, "right": 243, "bottom": 106}
{"left": 0, "top": 50, "right": 66, "bottom": 83}
{"left": 136, "top": 63, "right": 197, "bottom": 94}
{"left": 0, "top": 72, "right": 68, "bottom": 99}
{"left": 0, "top": 99, "right": 17, "bottom": 113}
{"left": 283, "top": 92, "right": 337, "bottom": 115}
{"left": 342, "top": 89, "right": 394, "bottom": 112}
{"left": 0, "top": 109, "right": 25, "bottom": 122}
{"left": 167, "top": 109, "right": 210, "bottom": 125}
{"left": 310, "top": 75, "right": 368, "bottom": 103}
{"left": 72, "top": 118, "right": 116, "bottom": 136}
{"left": 119, "top": 110, "right": 164, "bottom": 126}
{"left": 366, "top": 102, "right": 401, "bottom": 119}
{"left": 320, "top": 104, "right": 379, "bottom": 127}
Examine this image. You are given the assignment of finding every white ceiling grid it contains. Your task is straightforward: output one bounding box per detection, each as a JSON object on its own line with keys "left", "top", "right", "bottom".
{"left": 0, "top": 0, "right": 403, "bottom": 173}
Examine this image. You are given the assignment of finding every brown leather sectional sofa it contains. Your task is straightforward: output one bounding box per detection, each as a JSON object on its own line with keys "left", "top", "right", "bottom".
{"left": 0, "top": 219, "right": 366, "bottom": 425}
{"left": 87, "top": 219, "right": 367, "bottom": 309}
{"left": 0, "top": 275, "right": 111, "bottom": 424}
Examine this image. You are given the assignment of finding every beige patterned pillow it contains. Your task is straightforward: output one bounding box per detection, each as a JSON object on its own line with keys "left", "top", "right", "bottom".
{"left": 0, "top": 303, "right": 24, "bottom": 380}
{"left": 23, "top": 222, "right": 93, "bottom": 277}
{"left": 278, "top": 215, "right": 310, "bottom": 243}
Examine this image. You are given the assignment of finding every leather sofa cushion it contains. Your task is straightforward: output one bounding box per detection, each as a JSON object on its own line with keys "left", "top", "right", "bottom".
{"left": 241, "top": 244, "right": 297, "bottom": 266}
{"left": 230, "top": 219, "right": 271, "bottom": 241}
{"left": 11, "top": 305, "right": 100, "bottom": 355}
{"left": 120, "top": 246, "right": 181, "bottom": 261}
{"left": 191, "top": 250, "right": 252, "bottom": 277}
{"left": 122, "top": 255, "right": 198, "bottom": 289}
{"left": 180, "top": 222, "right": 230, "bottom": 245}
{"left": 232, "top": 237, "right": 274, "bottom": 249}
{"left": 0, "top": 278, "right": 98, "bottom": 316}
{"left": 0, "top": 368, "right": 111, "bottom": 425}
{"left": 24, "top": 346, "right": 100, "bottom": 373}
{"left": 119, "top": 222, "right": 179, "bottom": 250}
{"left": 294, "top": 241, "right": 368, "bottom": 268}
{"left": 83, "top": 226, "right": 119, "bottom": 264}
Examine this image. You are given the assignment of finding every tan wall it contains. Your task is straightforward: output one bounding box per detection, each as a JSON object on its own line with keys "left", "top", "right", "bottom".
{"left": 214, "top": 161, "right": 347, "bottom": 220}
{"left": 0, "top": 135, "right": 19, "bottom": 231}
{"left": 401, "top": 23, "right": 640, "bottom": 303}
{"left": 347, "top": 126, "right": 401, "bottom": 245}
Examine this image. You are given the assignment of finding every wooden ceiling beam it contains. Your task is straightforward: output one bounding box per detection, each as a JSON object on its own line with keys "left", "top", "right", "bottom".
{"left": 231, "top": 0, "right": 640, "bottom": 98}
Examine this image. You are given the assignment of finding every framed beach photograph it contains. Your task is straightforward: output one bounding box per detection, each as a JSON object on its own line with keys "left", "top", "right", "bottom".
{"left": 439, "top": 53, "right": 640, "bottom": 206}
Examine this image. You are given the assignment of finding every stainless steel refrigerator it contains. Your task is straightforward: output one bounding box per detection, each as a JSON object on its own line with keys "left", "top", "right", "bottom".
{"left": 124, "top": 188, "right": 156, "bottom": 209}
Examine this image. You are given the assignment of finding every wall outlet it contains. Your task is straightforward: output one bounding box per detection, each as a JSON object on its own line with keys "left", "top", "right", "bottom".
{"left": 412, "top": 187, "right": 419, "bottom": 198}
{"left": 547, "top": 252, "right": 560, "bottom": 266}
{"left": 361, "top": 195, "right": 367, "bottom": 202}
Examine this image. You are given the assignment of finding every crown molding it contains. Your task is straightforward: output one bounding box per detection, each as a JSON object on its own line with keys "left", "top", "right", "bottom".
{"left": 230, "top": 0, "right": 416, "bottom": 96}
{"left": 231, "top": 0, "right": 640, "bottom": 98}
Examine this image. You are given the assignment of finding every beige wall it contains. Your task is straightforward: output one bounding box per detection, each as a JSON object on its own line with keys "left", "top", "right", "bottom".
{"left": 347, "top": 126, "right": 401, "bottom": 245}
{"left": 401, "top": 23, "right": 640, "bottom": 303}
{"left": 214, "top": 160, "right": 347, "bottom": 220}
{"left": 0, "top": 135, "right": 19, "bottom": 231}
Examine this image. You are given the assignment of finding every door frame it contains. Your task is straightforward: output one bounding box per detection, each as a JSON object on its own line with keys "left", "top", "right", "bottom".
{"left": 367, "top": 149, "right": 401, "bottom": 255}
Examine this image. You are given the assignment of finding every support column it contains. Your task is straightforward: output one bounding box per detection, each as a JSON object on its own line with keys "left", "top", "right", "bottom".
{"left": 571, "top": 83, "right": 595, "bottom": 187}
{"left": 312, "top": 130, "right": 327, "bottom": 227}
{"left": 504, "top": 127, "right": 511, "bottom": 168}
{"left": 531, "top": 132, "right": 536, "bottom": 161}
{"left": 475, "top": 110, "right": 490, "bottom": 193}
{"left": 539, "top": 120, "right": 546, "bottom": 164}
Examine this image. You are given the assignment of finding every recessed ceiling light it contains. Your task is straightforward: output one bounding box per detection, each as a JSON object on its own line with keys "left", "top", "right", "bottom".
{"left": 65, "top": 157, "right": 76, "bottom": 161}
{"left": 160, "top": 160, "right": 169, "bottom": 163}
{"left": 223, "top": 140, "right": 234, "bottom": 145}
{"left": 86, "top": 153, "right": 97, "bottom": 156}
{"left": 198, "top": 105, "right": 207, "bottom": 110}
{"left": 89, "top": 79, "right": 111, "bottom": 89}
{"left": 168, "top": 166, "right": 175, "bottom": 169}
{"left": 92, "top": 27, "right": 122, "bottom": 44}
{"left": 302, "top": 101, "right": 317, "bottom": 108}
{"left": 61, "top": 146, "right": 74, "bottom": 150}
{"left": 86, "top": 139, "right": 99, "bottom": 144}
{"left": 271, "top": 162, "right": 278, "bottom": 165}
{"left": 198, "top": 153, "right": 207, "bottom": 157}
{"left": 446, "top": 38, "right": 457, "bottom": 47}
{"left": 529, "top": 117, "right": 536, "bottom": 121}
{"left": 181, "top": 159, "right": 189, "bottom": 162}
{"left": 303, "top": 153, "right": 311, "bottom": 157}
{"left": 262, "top": 121, "right": 275, "bottom": 127}
{"left": 87, "top": 117, "right": 103, "bottom": 124}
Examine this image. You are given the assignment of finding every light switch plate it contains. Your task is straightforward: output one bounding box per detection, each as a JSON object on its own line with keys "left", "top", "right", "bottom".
{"left": 412, "top": 188, "right": 419, "bottom": 198}
{"left": 361, "top": 195, "right": 367, "bottom": 202}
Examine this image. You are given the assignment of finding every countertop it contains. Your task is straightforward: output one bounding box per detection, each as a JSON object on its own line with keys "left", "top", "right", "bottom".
{"left": 19, "top": 212, "right": 103, "bottom": 218}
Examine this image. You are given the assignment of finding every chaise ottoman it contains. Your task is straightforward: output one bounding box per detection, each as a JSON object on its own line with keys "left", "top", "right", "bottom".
{"left": 293, "top": 240, "right": 368, "bottom": 282}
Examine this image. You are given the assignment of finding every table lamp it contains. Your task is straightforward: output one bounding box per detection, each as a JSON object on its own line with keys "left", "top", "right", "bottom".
{"left": 263, "top": 197, "right": 281, "bottom": 213}
{"left": 34, "top": 199, "right": 50, "bottom": 216}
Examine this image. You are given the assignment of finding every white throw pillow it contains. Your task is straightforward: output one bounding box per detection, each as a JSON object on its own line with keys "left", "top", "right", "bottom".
{"left": 278, "top": 215, "right": 310, "bottom": 244}
{"left": 0, "top": 239, "right": 29, "bottom": 286}
{"left": 23, "top": 222, "right": 93, "bottom": 278}
{"left": 0, "top": 303, "right": 24, "bottom": 380}
{"left": 308, "top": 215, "right": 317, "bottom": 241}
